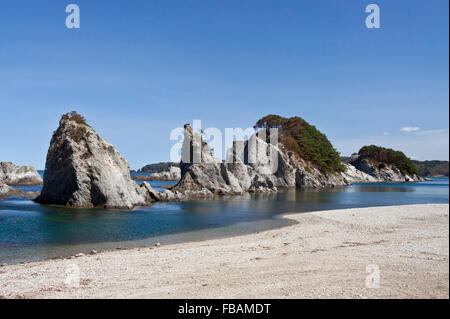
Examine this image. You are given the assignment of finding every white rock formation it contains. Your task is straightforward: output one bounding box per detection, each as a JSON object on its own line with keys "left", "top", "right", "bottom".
{"left": 167, "top": 121, "right": 427, "bottom": 201}
{"left": 0, "top": 162, "right": 43, "bottom": 185}
{"left": 148, "top": 167, "right": 181, "bottom": 181}
{"left": 169, "top": 125, "right": 359, "bottom": 200}
{"left": 349, "top": 157, "right": 423, "bottom": 182}
{"left": 34, "top": 113, "right": 157, "bottom": 209}
{"left": 173, "top": 124, "right": 244, "bottom": 196}
{"left": 341, "top": 163, "right": 378, "bottom": 183}
{"left": 141, "top": 181, "right": 161, "bottom": 201}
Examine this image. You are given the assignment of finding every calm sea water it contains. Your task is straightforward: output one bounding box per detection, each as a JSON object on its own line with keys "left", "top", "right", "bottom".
{"left": 0, "top": 172, "right": 448, "bottom": 264}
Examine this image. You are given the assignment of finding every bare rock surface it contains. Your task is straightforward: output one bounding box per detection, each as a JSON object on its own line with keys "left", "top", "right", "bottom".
{"left": 341, "top": 163, "right": 378, "bottom": 183}
{"left": 171, "top": 124, "right": 242, "bottom": 197}
{"left": 135, "top": 167, "right": 181, "bottom": 181}
{"left": 0, "top": 183, "right": 40, "bottom": 200}
{"left": 141, "top": 182, "right": 160, "bottom": 201}
{"left": 0, "top": 162, "right": 43, "bottom": 186}
{"left": 34, "top": 112, "right": 156, "bottom": 209}
{"left": 350, "top": 157, "right": 423, "bottom": 182}
{"left": 170, "top": 125, "right": 369, "bottom": 199}
{"left": 154, "top": 166, "right": 181, "bottom": 180}
{"left": 168, "top": 122, "right": 427, "bottom": 201}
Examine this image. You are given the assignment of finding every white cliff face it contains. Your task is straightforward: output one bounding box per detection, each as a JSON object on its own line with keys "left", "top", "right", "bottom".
{"left": 35, "top": 115, "right": 156, "bottom": 209}
{"left": 349, "top": 158, "right": 423, "bottom": 182}
{"left": 294, "top": 165, "right": 347, "bottom": 188}
{"left": 172, "top": 126, "right": 282, "bottom": 197}
{"left": 1, "top": 164, "right": 41, "bottom": 200}
{"left": 235, "top": 135, "right": 297, "bottom": 189}
{"left": 282, "top": 151, "right": 352, "bottom": 188}
{"left": 341, "top": 163, "right": 378, "bottom": 183}
{"left": 151, "top": 125, "right": 425, "bottom": 201}
{"left": 169, "top": 127, "right": 357, "bottom": 200}
{"left": 0, "top": 162, "right": 43, "bottom": 186}
{"left": 148, "top": 167, "right": 181, "bottom": 181}
{"left": 173, "top": 124, "right": 243, "bottom": 196}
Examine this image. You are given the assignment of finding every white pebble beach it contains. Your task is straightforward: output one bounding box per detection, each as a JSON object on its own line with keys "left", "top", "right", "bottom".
{"left": 0, "top": 204, "right": 448, "bottom": 299}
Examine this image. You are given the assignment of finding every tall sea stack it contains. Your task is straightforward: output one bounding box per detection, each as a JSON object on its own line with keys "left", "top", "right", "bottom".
{"left": 35, "top": 111, "right": 156, "bottom": 209}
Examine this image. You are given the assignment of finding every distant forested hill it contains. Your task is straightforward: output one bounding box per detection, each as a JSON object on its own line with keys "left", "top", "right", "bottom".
{"left": 355, "top": 145, "right": 418, "bottom": 176}
{"left": 412, "top": 160, "right": 449, "bottom": 177}
{"left": 341, "top": 156, "right": 449, "bottom": 177}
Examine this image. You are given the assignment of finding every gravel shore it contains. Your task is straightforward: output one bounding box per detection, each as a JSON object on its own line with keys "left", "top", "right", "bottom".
{"left": 0, "top": 204, "right": 448, "bottom": 299}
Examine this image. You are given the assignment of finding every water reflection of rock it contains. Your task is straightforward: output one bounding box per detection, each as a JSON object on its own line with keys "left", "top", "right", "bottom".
{"left": 354, "top": 185, "right": 413, "bottom": 193}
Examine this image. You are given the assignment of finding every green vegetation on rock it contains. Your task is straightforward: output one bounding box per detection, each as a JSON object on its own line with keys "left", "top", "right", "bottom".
{"left": 356, "top": 145, "right": 418, "bottom": 176}
{"left": 60, "top": 111, "right": 89, "bottom": 143}
{"left": 255, "top": 114, "right": 344, "bottom": 173}
{"left": 61, "top": 111, "right": 89, "bottom": 126}
{"left": 412, "top": 160, "right": 449, "bottom": 177}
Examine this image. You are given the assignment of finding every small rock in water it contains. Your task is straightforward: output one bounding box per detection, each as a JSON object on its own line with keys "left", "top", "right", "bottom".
{"left": 155, "top": 242, "right": 161, "bottom": 247}
{"left": 75, "top": 253, "right": 85, "bottom": 258}
{"left": 89, "top": 250, "right": 98, "bottom": 255}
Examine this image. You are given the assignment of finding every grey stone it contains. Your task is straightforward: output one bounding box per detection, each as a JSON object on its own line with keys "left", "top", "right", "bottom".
{"left": 350, "top": 158, "right": 423, "bottom": 182}
{"left": 0, "top": 162, "right": 43, "bottom": 186}
{"left": 146, "top": 167, "right": 181, "bottom": 181}
{"left": 34, "top": 113, "right": 156, "bottom": 209}
{"left": 172, "top": 125, "right": 357, "bottom": 197}
{"left": 141, "top": 182, "right": 160, "bottom": 201}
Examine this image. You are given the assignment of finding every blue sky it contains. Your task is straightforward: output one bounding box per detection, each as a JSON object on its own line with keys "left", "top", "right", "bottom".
{"left": 0, "top": 0, "right": 448, "bottom": 169}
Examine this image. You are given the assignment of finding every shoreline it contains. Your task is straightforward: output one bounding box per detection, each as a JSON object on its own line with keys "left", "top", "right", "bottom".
{"left": 0, "top": 196, "right": 444, "bottom": 266}
{"left": 0, "top": 203, "right": 448, "bottom": 299}
{"left": 0, "top": 213, "right": 296, "bottom": 266}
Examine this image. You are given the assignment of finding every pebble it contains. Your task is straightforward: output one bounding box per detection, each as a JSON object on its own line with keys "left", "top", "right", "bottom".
{"left": 155, "top": 242, "right": 161, "bottom": 247}
{"left": 75, "top": 253, "right": 85, "bottom": 258}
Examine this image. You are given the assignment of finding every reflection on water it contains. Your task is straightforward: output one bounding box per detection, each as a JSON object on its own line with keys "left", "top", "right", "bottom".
{"left": 0, "top": 178, "right": 448, "bottom": 264}
{"left": 352, "top": 185, "right": 413, "bottom": 192}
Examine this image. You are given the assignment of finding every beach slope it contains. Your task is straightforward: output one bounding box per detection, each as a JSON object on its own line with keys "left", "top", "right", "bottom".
{"left": 0, "top": 204, "right": 448, "bottom": 299}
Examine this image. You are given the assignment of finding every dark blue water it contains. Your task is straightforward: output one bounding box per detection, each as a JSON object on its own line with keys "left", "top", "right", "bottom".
{"left": 0, "top": 174, "right": 448, "bottom": 264}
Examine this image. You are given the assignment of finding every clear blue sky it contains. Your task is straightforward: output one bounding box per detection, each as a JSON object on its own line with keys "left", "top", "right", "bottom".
{"left": 0, "top": 0, "right": 448, "bottom": 170}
